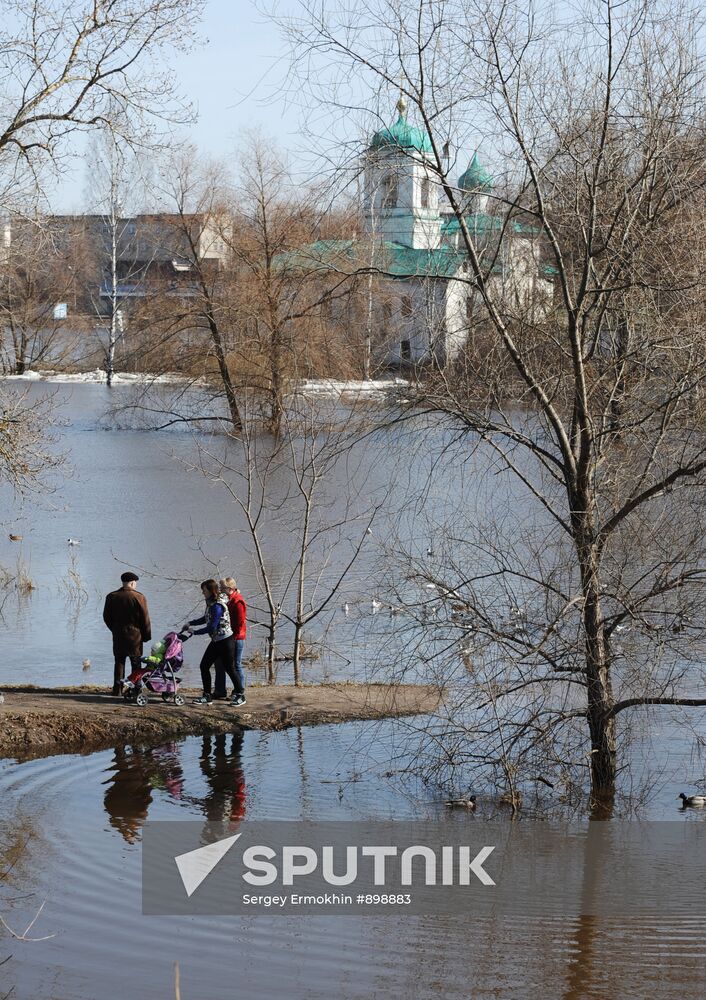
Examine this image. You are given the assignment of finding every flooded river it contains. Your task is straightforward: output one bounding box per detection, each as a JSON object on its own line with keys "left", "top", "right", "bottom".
{"left": 1, "top": 381, "right": 415, "bottom": 688}
{"left": 2, "top": 380, "right": 706, "bottom": 998}
{"left": 1, "top": 722, "right": 705, "bottom": 999}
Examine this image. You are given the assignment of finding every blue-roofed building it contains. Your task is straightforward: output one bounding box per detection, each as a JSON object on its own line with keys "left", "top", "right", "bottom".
{"left": 277, "top": 99, "right": 553, "bottom": 367}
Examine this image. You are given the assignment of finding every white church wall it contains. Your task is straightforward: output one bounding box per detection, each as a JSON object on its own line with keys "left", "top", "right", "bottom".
{"left": 371, "top": 279, "right": 447, "bottom": 364}
{"left": 363, "top": 148, "right": 441, "bottom": 249}
{"left": 444, "top": 274, "right": 472, "bottom": 361}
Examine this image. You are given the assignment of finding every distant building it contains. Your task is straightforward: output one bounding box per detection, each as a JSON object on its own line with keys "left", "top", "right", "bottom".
{"left": 45, "top": 213, "right": 228, "bottom": 315}
{"left": 277, "top": 97, "right": 554, "bottom": 367}
{"left": 0, "top": 211, "right": 229, "bottom": 372}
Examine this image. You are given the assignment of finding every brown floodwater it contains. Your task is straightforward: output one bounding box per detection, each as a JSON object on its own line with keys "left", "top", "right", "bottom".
{"left": 3, "top": 382, "right": 706, "bottom": 998}
{"left": 1, "top": 721, "right": 705, "bottom": 999}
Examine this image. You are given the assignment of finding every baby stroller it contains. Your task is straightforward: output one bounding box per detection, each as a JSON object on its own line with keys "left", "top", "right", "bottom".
{"left": 123, "top": 631, "right": 189, "bottom": 707}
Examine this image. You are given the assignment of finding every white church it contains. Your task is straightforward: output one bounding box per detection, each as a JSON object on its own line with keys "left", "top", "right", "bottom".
{"left": 282, "top": 97, "right": 554, "bottom": 366}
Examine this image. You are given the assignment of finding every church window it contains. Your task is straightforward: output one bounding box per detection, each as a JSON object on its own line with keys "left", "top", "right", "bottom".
{"left": 401, "top": 295, "right": 413, "bottom": 318}
{"left": 381, "top": 174, "right": 398, "bottom": 209}
{"left": 401, "top": 339, "right": 412, "bottom": 361}
{"left": 420, "top": 177, "right": 430, "bottom": 209}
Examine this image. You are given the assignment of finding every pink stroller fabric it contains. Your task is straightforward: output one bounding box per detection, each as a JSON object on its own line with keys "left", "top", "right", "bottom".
{"left": 163, "top": 631, "right": 183, "bottom": 663}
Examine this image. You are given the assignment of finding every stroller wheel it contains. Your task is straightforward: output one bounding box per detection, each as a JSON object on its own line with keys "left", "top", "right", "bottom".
{"left": 135, "top": 692, "right": 148, "bottom": 707}
{"left": 174, "top": 694, "right": 185, "bottom": 707}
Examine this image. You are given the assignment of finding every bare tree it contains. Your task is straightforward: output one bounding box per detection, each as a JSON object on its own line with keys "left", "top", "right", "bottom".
{"left": 282, "top": 0, "right": 706, "bottom": 814}
{"left": 84, "top": 128, "right": 149, "bottom": 385}
{"left": 0, "top": 0, "right": 201, "bottom": 179}
{"left": 227, "top": 136, "right": 362, "bottom": 436}
{"left": 187, "top": 392, "right": 381, "bottom": 685}
{"left": 0, "top": 214, "right": 81, "bottom": 374}
{"left": 0, "top": 0, "right": 203, "bottom": 492}
{"left": 137, "top": 140, "right": 368, "bottom": 436}
{"left": 156, "top": 152, "right": 244, "bottom": 432}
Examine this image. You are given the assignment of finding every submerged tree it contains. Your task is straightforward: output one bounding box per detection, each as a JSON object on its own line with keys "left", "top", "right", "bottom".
{"left": 187, "top": 392, "right": 380, "bottom": 684}
{"left": 138, "top": 139, "right": 367, "bottom": 436}
{"left": 283, "top": 0, "right": 706, "bottom": 813}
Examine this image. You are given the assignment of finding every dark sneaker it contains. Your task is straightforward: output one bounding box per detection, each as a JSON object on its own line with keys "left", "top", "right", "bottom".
{"left": 194, "top": 694, "right": 212, "bottom": 705}
{"left": 231, "top": 694, "right": 246, "bottom": 707}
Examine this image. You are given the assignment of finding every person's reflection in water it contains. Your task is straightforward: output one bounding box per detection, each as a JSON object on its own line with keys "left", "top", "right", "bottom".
{"left": 195, "top": 733, "right": 247, "bottom": 835}
{"left": 103, "top": 743, "right": 185, "bottom": 844}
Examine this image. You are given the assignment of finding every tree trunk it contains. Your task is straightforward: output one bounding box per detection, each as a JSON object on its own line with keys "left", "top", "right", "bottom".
{"left": 13, "top": 323, "right": 27, "bottom": 374}
{"left": 364, "top": 271, "right": 373, "bottom": 380}
{"left": 608, "top": 316, "right": 629, "bottom": 435}
{"left": 206, "top": 310, "right": 242, "bottom": 433}
{"left": 106, "top": 210, "right": 118, "bottom": 388}
{"left": 266, "top": 622, "right": 277, "bottom": 684}
{"left": 292, "top": 621, "right": 303, "bottom": 686}
{"left": 269, "top": 337, "right": 283, "bottom": 437}
{"left": 578, "top": 537, "right": 617, "bottom": 816}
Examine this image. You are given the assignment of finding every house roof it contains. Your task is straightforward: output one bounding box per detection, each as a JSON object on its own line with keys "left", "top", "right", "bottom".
{"left": 276, "top": 239, "right": 467, "bottom": 279}
{"left": 441, "top": 213, "right": 540, "bottom": 237}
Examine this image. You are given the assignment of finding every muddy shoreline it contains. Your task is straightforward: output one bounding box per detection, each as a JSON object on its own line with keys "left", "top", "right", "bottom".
{"left": 0, "top": 683, "right": 438, "bottom": 761}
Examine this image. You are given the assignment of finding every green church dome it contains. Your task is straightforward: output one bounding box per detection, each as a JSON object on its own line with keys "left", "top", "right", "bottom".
{"left": 459, "top": 153, "right": 493, "bottom": 192}
{"left": 369, "top": 97, "right": 433, "bottom": 155}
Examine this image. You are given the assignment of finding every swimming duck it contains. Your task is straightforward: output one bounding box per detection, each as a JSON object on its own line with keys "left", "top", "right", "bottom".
{"left": 67, "top": 538, "right": 80, "bottom": 546}
{"left": 8, "top": 534, "right": 22, "bottom": 542}
{"left": 371, "top": 598, "right": 382, "bottom": 613}
{"left": 679, "top": 792, "right": 706, "bottom": 807}
{"left": 444, "top": 794, "right": 477, "bottom": 809}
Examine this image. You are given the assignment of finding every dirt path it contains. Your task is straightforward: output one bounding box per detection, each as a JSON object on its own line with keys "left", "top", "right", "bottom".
{"left": 0, "top": 683, "right": 439, "bottom": 760}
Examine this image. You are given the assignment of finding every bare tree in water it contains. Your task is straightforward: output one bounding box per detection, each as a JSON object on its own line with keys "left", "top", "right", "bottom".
{"left": 224, "top": 136, "right": 364, "bottom": 437}
{"left": 186, "top": 392, "right": 381, "bottom": 685}
{"left": 282, "top": 0, "right": 706, "bottom": 814}
{"left": 132, "top": 139, "right": 370, "bottom": 436}
{"left": 151, "top": 151, "right": 244, "bottom": 432}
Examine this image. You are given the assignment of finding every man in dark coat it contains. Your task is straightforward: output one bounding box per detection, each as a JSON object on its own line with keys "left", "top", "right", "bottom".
{"left": 103, "top": 572, "right": 151, "bottom": 695}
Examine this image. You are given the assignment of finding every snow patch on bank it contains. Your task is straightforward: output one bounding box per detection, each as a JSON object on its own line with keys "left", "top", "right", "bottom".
{"left": 1, "top": 370, "right": 409, "bottom": 399}
{"left": 296, "top": 378, "right": 408, "bottom": 400}
{"left": 1, "top": 368, "right": 187, "bottom": 386}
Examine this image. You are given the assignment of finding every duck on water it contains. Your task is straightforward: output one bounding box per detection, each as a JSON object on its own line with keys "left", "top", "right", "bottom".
{"left": 679, "top": 792, "right": 706, "bottom": 808}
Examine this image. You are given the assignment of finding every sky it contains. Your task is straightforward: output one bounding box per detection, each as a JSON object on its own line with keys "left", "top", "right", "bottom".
{"left": 54, "top": 0, "right": 306, "bottom": 211}
{"left": 50, "top": 0, "right": 536, "bottom": 212}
